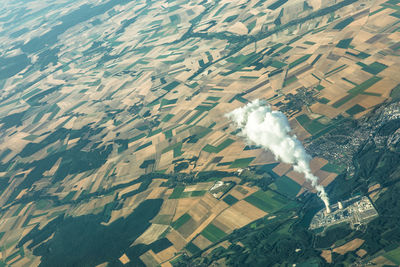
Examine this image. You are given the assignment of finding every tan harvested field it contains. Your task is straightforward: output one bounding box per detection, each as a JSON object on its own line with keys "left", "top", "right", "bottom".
{"left": 286, "top": 171, "right": 306, "bottom": 186}
{"left": 188, "top": 200, "right": 211, "bottom": 223}
{"left": 320, "top": 173, "right": 338, "bottom": 187}
{"left": 156, "top": 246, "right": 178, "bottom": 263}
{"left": 166, "top": 230, "right": 187, "bottom": 251}
{"left": 135, "top": 224, "right": 169, "bottom": 245}
{"left": 321, "top": 250, "right": 332, "bottom": 263}
{"left": 173, "top": 198, "right": 201, "bottom": 221}
{"left": 272, "top": 162, "right": 292, "bottom": 176}
{"left": 147, "top": 187, "right": 168, "bottom": 199}
{"left": 310, "top": 158, "right": 329, "bottom": 173}
{"left": 159, "top": 199, "right": 178, "bottom": 215}
{"left": 176, "top": 218, "right": 200, "bottom": 238}
{"left": 289, "top": 119, "right": 312, "bottom": 140}
{"left": 368, "top": 184, "right": 381, "bottom": 192}
{"left": 12, "top": 257, "right": 32, "bottom": 267}
{"left": 192, "top": 234, "right": 213, "bottom": 250}
{"left": 186, "top": 213, "right": 218, "bottom": 241}
{"left": 118, "top": 254, "right": 130, "bottom": 265}
{"left": 184, "top": 182, "right": 213, "bottom": 192}
{"left": 365, "top": 77, "right": 398, "bottom": 98}
{"left": 310, "top": 102, "right": 342, "bottom": 119}
{"left": 356, "top": 249, "right": 367, "bottom": 258}
{"left": 228, "top": 185, "right": 254, "bottom": 200}
{"left": 213, "top": 200, "right": 267, "bottom": 232}
{"left": 370, "top": 255, "right": 396, "bottom": 266}
{"left": 161, "top": 262, "right": 173, "bottom": 267}
{"left": 140, "top": 251, "right": 160, "bottom": 267}
{"left": 117, "top": 183, "right": 141, "bottom": 197}
{"left": 211, "top": 201, "right": 230, "bottom": 214}
{"left": 333, "top": 239, "right": 365, "bottom": 255}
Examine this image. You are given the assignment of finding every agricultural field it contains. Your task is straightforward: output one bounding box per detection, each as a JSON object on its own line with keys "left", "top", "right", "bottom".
{"left": 0, "top": 0, "right": 398, "bottom": 265}
{"left": 383, "top": 246, "right": 400, "bottom": 265}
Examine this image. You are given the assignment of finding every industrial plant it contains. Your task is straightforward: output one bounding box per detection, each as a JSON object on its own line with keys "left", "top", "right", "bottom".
{"left": 309, "top": 196, "right": 379, "bottom": 232}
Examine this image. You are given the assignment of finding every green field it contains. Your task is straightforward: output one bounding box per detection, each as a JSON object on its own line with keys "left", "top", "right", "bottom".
{"left": 162, "top": 142, "right": 183, "bottom": 157}
{"left": 333, "top": 17, "right": 354, "bottom": 30}
{"left": 206, "top": 96, "right": 221, "bottom": 101}
{"left": 390, "top": 83, "right": 400, "bottom": 100}
{"left": 224, "top": 14, "right": 238, "bottom": 23}
{"left": 246, "top": 20, "right": 256, "bottom": 32}
{"left": 384, "top": 247, "right": 400, "bottom": 265}
{"left": 283, "top": 76, "right": 298, "bottom": 87}
{"left": 32, "top": 110, "right": 46, "bottom": 124}
{"left": 163, "top": 81, "right": 180, "bottom": 91}
{"left": 181, "top": 190, "right": 206, "bottom": 198}
{"left": 153, "top": 214, "right": 173, "bottom": 225}
{"left": 185, "top": 110, "right": 205, "bottom": 125}
{"left": 321, "top": 163, "right": 345, "bottom": 174}
{"left": 202, "top": 139, "right": 235, "bottom": 153}
{"left": 332, "top": 76, "right": 382, "bottom": 108}
{"left": 223, "top": 194, "right": 239, "bottom": 205}
{"left": 171, "top": 213, "right": 191, "bottom": 229}
{"left": 148, "top": 128, "right": 162, "bottom": 137}
{"left": 317, "top": 97, "right": 330, "bottom": 104}
{"left": 161, "top": 98, "right": 178, "bottom": 107}
{"left": 169, "top": 186, "right": 185, "bottom": 199}
{"left": 359, "top": 61, "right": 388, "bottom": 75}
{"left": 288, "top": 54, "right": 312, "bottom": 69}
{"left": 270, "top": 176, "right": 301, "bottom": 198}
{"left": 346, "top": 104, "right": 366, "bottom": 116}
{"left": 201, "top": 224, "right": 227, "bottom": 243}
{"left": 336, "top": 38, "right": 353, "bottom": 49}
{"left": 185, "top": 242, "right": 201, "bottom": 254}
{"left": 245, "top": 190, "right": 288, "bottom": 213}
{"left": 135, "top": 141, "right": 152, "bottom": 151}
{"left": 325, "top": 64, "right": 347, "bottom": 76}
{"left": 270, "top": 60, "right": 287, "bottom": 68}
{"left": 345, "top": 50, "right": 370, "bottom": 59}
{"left": 296, "top": 114, "right": 327, "bottom": 135}
{"left": 229, "top": 157, "right": 256, "bottom": 168}
{"left": 274, "top": 46, "right": 292, "bottom": 56}
{"left": 164, "top": 129, "right": 173, "bottom": 139}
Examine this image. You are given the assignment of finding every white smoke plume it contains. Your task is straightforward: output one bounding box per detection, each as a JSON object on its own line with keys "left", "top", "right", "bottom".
{"left": 227, "top": 99, "right": 330, "bottom": 209}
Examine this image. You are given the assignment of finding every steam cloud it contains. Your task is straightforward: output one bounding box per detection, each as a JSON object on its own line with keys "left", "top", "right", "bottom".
{"left": 227, "top": 99, "right": 330, "bottom": 209}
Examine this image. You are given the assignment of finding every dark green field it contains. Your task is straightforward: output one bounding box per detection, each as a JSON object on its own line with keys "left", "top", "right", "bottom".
{"left": 296, "top": 114, "right": 327, "bottom": 135}
{"left": 203, "top": 139, "right": 235, "bottom": 153}
{"left": 359, "top": 61, "right": 387, "bottom": 75}
{"left": 230, "top": 157, "right": 256, "bottom": 168}
{"left": 169, "top": 186, "right": 185, "bottom": 199}
{"left": 384, "top": 247, "right": 400, "bottom": 265}
{"left": 223, "top": 194, "right": 239, "bottom": 205}
{"left": 320, "top": 163, "right": 345, "bottom": 174}
{"left": 201, "top": 224, "right": 227, "bottom": 243}
{"left": 271, "top": 176, "right": 301, "bottom": 198}
{"left": 288, "top": 54, "right": 311, "bottom": 69}
{"left": 171, "top": 213, "right": 191, "bottom": 230}
{"left": 336, "top": 38, "right": 353, "bottom": 49}
{"left": 333, "top": 17, "right": 354, "bottom": 29}
{"left": 185, "top": 242, "right": 201, "bottom": 254}
{"left": 244, "top": 190, "right": 288, "bottom": 213}
{"left": 346, "top": 104, "right": 366, "bottom": 116}
{"left": 332, "top": 76, "right": 382, "bottom": 108}
{"left": 181, "top": 191, "right": 206, "bottom": 198}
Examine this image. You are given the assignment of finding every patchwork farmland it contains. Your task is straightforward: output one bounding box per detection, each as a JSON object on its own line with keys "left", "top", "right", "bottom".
{"left": 0, "top": 0, "right": 398, "bottom": 265}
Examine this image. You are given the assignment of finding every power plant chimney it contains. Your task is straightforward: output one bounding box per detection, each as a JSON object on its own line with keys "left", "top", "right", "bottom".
{"left": 322, "top": 198, "right": 331, "bottom": 214}
{"left": 326, "top": 206, "right": 331, "bottom": 214}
